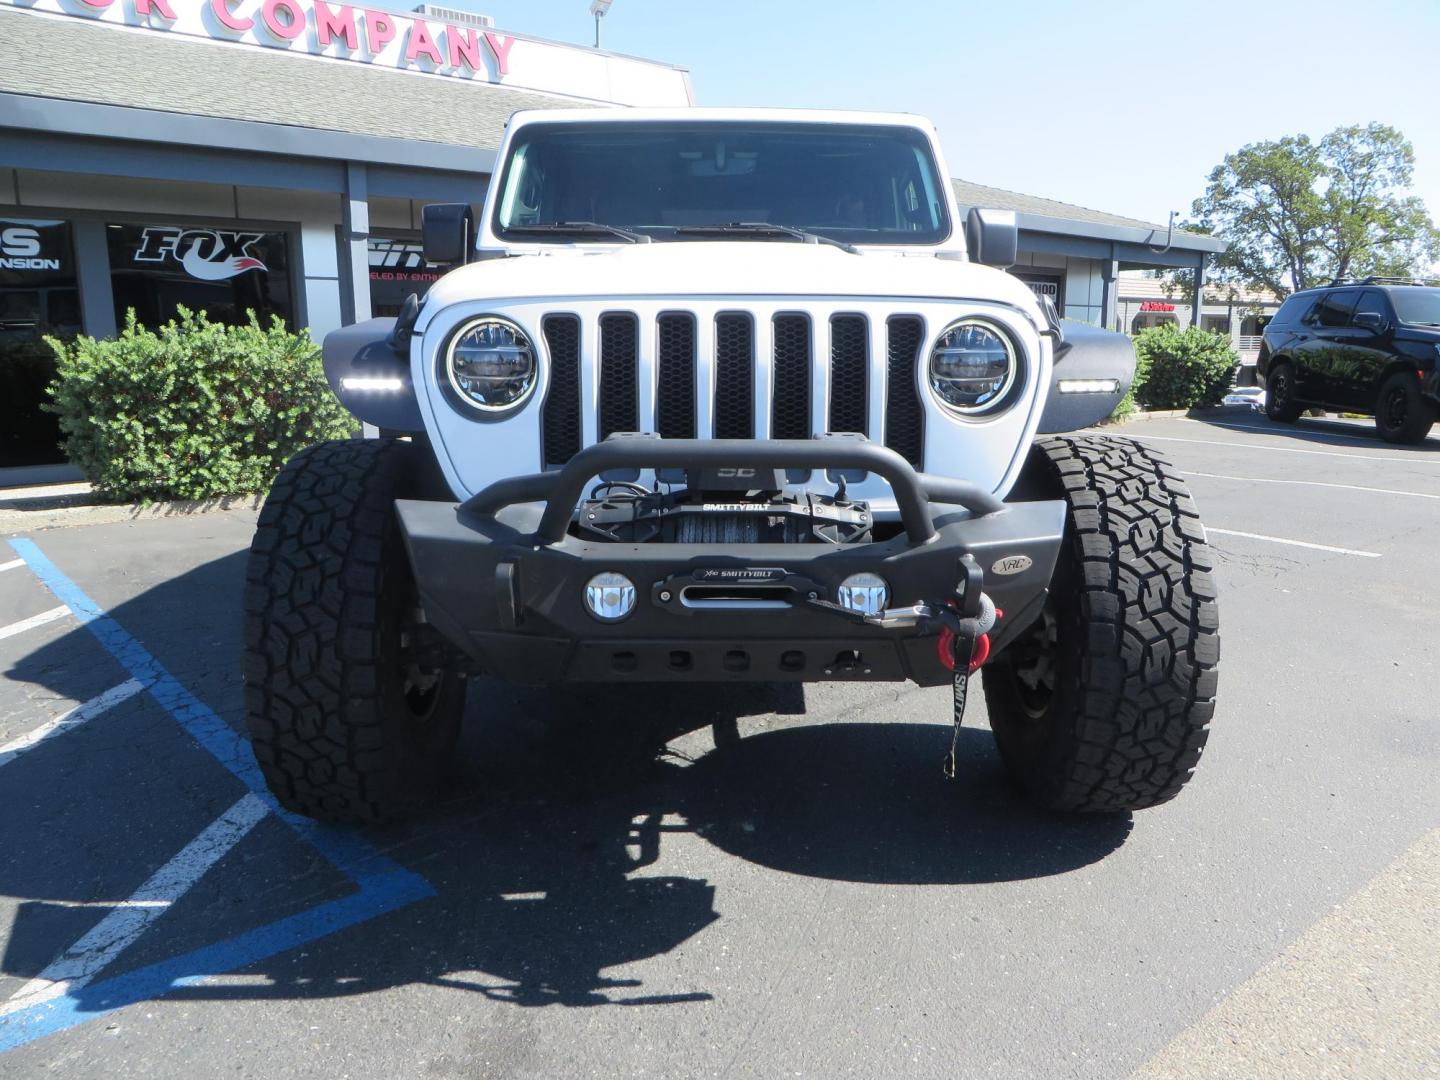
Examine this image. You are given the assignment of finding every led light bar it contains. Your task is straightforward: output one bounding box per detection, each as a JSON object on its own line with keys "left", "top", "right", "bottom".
{"left": 1057, "top": 379, "right": 1122, "bottom": 395}
{"left": 340, "top": 376, "right": 404, "bottom": 392}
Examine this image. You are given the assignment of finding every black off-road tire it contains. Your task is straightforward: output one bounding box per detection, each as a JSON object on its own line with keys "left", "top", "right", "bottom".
{"left": 1374, "top": 371, "right": 1436, "bottom": 445}
{"left": 1265, "top": 362, "right": 1303, "bottom": 423}
{"left": 243, "top": 438, "right": 466, "bottom": 823}
{"left": 982, "top": 436, "right": 1218, "bottom": 812}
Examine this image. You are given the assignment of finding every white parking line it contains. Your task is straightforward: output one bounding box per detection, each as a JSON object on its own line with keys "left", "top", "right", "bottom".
{"left": 0, "top": 606, "right": 69, "bottom": 642}
{"left": 0, "top": 559, "right": 25, "bottom": 573}
{"left": 1187, "top": 416, "right": 1440, "bottom": 448}
{"left": 0, "top": 679, "right": 147, "bottom": 769}
{"left": 0, "top": 794, "right": 269, "bottom": 1016}
{"left": 1132, "top": 433, "right": 1440, "bottom": 465}
{"left": 1186, "top": 471, "right": 1440, "bottom": 500}
{"left": 1206, "top": 528, "right": 1382, "bottom": 558}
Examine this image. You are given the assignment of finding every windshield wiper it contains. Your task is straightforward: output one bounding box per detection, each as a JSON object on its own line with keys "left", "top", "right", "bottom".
{"left": 506, "top": 221, "right": 651, "bottom": 244}
{"left": 673, "top": 222, "right": 858, "bottom": 254}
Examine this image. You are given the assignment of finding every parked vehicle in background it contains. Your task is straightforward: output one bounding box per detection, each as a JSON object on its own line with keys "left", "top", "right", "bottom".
{"left": 1258, "top": 278, "right": 1440, "bottom": 443}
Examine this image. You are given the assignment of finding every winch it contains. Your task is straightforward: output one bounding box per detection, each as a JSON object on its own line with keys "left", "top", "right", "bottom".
{"left": 576, "top": 466, "right": 872, "bottom": 544}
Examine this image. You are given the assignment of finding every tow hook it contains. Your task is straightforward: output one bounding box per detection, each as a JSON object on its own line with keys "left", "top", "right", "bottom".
{"left": 937, "top": 603, "right": 1002, "bottom": 674}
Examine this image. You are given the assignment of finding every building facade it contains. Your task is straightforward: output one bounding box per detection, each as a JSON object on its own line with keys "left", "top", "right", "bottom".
{"left": 0, "top": 0, "right": 691, "bottom": 474}
{"left": 951, "top": 180, "right": 1224, "bottom": 331}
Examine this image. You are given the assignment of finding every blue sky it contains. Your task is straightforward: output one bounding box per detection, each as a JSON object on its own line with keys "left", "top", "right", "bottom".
{"left": 462, "top": 0, "right": 1440, "bottom": 231}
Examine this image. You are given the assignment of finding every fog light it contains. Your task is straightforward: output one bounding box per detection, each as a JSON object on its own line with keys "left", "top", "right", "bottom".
{"left": 584, "top": 572, "right": 637, "bottom": 622}
{"left": 837, "top": 572, "right": 888, "bottom": 616}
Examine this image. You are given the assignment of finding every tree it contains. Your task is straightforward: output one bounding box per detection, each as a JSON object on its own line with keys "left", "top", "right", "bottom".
{"left": 1189, "top": 123, "right": 1439, "bottom": 296}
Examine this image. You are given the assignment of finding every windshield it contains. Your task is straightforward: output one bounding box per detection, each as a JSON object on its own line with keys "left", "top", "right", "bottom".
{"left": 1388, "top": 286, "right": 1440, "bottom": 326}
{"left": 493, "top": 121, "right": 950, "bottom": 246}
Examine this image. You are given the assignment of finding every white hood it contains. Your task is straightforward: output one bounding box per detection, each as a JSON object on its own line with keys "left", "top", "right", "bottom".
{"left": 419, "top": 242, "right": 1043, "bottom": 323}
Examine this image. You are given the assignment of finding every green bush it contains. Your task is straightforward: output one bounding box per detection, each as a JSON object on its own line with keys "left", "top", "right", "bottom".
{"left": 46, "top": 309, "right": 356, "bottom": 502}
{"left": 1106, "top": 344, "right": 1151, "bottom": 422}
{"left": 1130, "top": 324, "right": 1238, "bottom": 410}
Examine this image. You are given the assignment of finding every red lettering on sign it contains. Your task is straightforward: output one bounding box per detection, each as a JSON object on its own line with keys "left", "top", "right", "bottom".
{"left": 261, "top": 0, "right": 305, "bottom": 39}
{"left": 314, "top": 1, "right": 358, "bottom": 48}
{"left": 484, "top": 31, "right": 513, "bottom": 76}
{"left": 405, "top": 21, "right": 444, "bottom": 63}
{"left": 447, "top": 26, "right": 481, "bottom": 70}
{"left": 364, "top": 9, "right": 396, "bottom": 53}
{"left": 209, "top": 0, "right": 251, "bottom": 30}
{"left": 135, "top": 0, "right": 178, "bottom": 17}
{"left": 1139, "top": 301, "right": 1176, "bottom": 312}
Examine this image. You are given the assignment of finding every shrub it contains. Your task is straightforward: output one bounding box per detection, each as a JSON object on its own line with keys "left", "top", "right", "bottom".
{"left": 47, "top": 309, "right": 357, "bottom": 502}
{"left": 1130, "top": 324, "right": 1238, "bottom": 410}
{"left": 1106, "top": 344, "right": 1151, "bottom": 422}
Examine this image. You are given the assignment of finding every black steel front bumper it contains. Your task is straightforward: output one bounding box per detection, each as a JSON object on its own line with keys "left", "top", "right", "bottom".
{"left": 397, "top": 438, "right": 1066, "bottom": 686}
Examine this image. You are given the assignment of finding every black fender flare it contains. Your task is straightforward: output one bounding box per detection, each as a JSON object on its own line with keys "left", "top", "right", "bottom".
{"left": 1037, "top": 321, "right": 1138, "bottom": 433}
{"left": 321, "top": 318, "right": 425, "bottom": 432}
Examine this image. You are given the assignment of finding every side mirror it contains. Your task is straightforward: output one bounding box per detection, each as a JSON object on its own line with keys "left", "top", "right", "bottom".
{"left": 421, "top": 203, "right": 475, "bottom": 266}
{"left": 964, "top": 207, "right": 1018, "bottom": 268}
{"left": 1352, "top": 310, "right": 1388, "bottom": 334}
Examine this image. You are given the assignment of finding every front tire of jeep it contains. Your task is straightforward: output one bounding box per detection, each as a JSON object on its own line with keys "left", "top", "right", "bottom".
{"left": 982, "top": 436, "right": 1218, "bottom": 812}
{"left": 243, "top": 438, "right": 466, "bottom": 823}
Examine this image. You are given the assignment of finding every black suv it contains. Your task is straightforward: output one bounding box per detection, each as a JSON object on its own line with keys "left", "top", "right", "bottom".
{"left": 1258, "top": 278, "right": 1440, "bottom": 443}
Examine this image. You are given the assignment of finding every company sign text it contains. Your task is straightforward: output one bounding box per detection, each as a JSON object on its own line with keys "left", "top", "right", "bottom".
{"left": 16, "top": 0, "right": 515, "bottom": 81}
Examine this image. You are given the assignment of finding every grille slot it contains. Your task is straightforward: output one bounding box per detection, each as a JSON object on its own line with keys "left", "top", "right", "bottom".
{"left": 828, "top": 314, "right": 868, "bottom": 435}
{"left": 884, "top": 316, "right": 925, "bottom": 468}
{"left": 771, "top": 314, "right": 812, "bottom": 440}
{"left": 541, "top": 314, "right": 581, "bottom": 466}
{"left": 714, "top": 313, "right": 754, "bottom": 439}
{"left": 598, "top": 312, "right": 639, "bottom": 441}
{"left": 656, "top": 312, "right": 696, "bottom": 439}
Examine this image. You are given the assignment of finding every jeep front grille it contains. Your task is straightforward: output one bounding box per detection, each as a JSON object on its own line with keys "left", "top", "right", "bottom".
{"left": 540, "top": 308, "right": 928, "bottom": 470}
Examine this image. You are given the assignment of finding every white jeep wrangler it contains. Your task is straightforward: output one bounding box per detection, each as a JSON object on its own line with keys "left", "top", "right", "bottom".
{"left": 243, "top": 109, "right": 1219, "bottom": 822}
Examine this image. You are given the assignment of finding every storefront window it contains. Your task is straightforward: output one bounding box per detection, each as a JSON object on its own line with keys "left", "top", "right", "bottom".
{"left": 1, "top": 218, "right": 80, "bottom": 467}
{"left": 1131, "top": 312, "right": 1179, "bottom": 334}
{"left": 106, "top": 223, "right": 293, "bottom": 329}
{"left": 368, "top": 236, "right": 442, "bottom": 317}
{"left": 1014, "top": 273, "right": 1063, "bottom": 315}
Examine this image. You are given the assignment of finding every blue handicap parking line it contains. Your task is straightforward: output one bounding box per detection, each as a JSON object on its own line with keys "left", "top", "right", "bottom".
{"left": 0, "top": 537, "right": 435, "bottom": 1053}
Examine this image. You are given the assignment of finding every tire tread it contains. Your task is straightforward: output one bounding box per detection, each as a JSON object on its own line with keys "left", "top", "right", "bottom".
{"left": 242, "top": 438, "right": 445, "bottom": 823}
{"left": 993, "top": 435, "right": 1219, "bottom": 812}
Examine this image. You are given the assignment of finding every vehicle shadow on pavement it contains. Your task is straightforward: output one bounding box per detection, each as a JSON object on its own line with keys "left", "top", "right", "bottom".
{"left": 1189, "top": 413, "right": 1440, "bottom": 450}
{"left": 1, "top": 553, "right": 1132, "bottom": 1016}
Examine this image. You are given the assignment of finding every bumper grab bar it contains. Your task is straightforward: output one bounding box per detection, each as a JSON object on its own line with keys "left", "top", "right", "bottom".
{"left": 459, "top": 438, "right": 1005, "bottom": 546}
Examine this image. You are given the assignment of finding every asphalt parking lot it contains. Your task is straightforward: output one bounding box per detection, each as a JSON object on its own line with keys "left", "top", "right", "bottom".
{"left": 1, "top": 413, "right": 1437, "bottom": 1079}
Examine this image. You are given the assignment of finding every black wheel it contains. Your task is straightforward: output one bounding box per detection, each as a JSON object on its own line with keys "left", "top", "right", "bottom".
{"left": 1374, "top": 371, "right": 1436, "bottom": 445}
{"left": 243, "top": 438, "right": 466, "bottom": 823}
{"left": 1264, "top": 362, "right": 1303, "bottom": 422}
{"left": 982, "top": 436, "right": 1219, "bottom": 812}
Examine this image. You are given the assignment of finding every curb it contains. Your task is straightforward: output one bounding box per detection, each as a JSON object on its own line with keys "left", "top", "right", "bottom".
{"left": 1103, "top": 404, "right": 1257, "bottom": 427}
{"left": 0, "top": 493, "right": 265, "bottom": 535}
{"left": 1129, "top": 405, "right": 1253, "bottom": 422}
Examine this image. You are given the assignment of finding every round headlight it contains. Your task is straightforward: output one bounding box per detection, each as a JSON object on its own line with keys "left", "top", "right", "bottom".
{"left": 445, "top": 317, "right": 537, "bottom": 414}
{"left": 928, "top": 319, "right": 1018, "bottom": 415}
